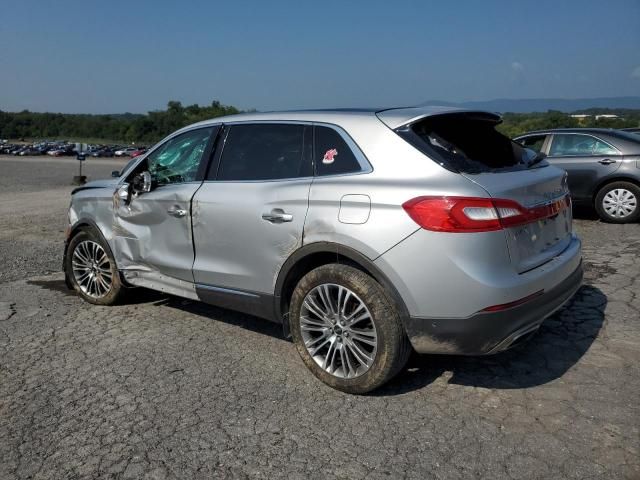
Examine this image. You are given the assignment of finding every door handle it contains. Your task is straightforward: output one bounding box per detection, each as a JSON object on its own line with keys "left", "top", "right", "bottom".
{"left": 599, "top": 158, "right": 616, "bottom": 165}
{"left": 261, "top": 208, "right": 293, "bottom": 223}
{"left": 167, "top": 206, "right": 188, "bottom": 218}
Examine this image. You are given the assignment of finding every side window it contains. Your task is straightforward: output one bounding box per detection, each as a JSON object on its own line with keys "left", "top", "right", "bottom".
{"left": 516, "top": 134, "right": 546, "bottom": 153}
{"left": 216, "top": 124, "right": 309, "bottom": 181}
{"left": 314, "top": 126, "right": 363, "bottom": 176}
{"left": 147, "top": 127, "right": 213, "bottom": 185}
{"left": 592, "top": 139, "right": 618, "bottom": 155}
{"left": 549, "top": 134, "right": 596, "bottom": 157}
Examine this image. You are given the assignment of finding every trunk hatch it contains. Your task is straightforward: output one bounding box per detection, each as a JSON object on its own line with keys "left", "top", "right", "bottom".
{"left": 391, "top": 110, "right": 573, "bottom": 273}
{"left": 464, "top": 169, "right": 572, "bottom": 273}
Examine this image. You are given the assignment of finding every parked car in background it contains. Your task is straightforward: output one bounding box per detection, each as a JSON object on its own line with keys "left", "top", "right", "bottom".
{"left": 47, "top": 145, "right": 75, "bottom": 156}
{"left": 514, "top": 128, "right": 640, "bottom": 223}
{"left": 115, "top": 147, "right": 137, "bottom": 157}
{"left": 90, "top": 147, "right": 115, "bottom": 157}
{"left": 63, "top": 107, "right": 582, "bottom": 393}
{"left": 622, "top": 127, "right": 640, "bottom": 136}
{"left": 19, "top": 147, "right": 44, "bottom": 156}
{"left": 130, "top": 148, "right": 147, "bottom": 158}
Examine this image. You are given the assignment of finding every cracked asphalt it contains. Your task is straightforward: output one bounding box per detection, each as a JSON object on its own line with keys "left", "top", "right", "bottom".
{"left": 0, "top": 156, "right": 638, "bottom": 479}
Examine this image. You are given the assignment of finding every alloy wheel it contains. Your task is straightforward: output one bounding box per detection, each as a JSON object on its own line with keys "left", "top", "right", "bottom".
{"left": 300, "top": 283, "right": 377, "bottom": 379}
{"left": 71, "top": 240, "right": 113, "bottom": 298}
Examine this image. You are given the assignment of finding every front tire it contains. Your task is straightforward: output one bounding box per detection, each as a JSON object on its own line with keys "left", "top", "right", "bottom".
{"left": 289, "top": 264, "right": 411, "bottom": 394}
{"left": 594, "top": 181, "right": 640, "bottom": 223}
{"left": 65, "top": 229, "right": 125, "bottom": 305}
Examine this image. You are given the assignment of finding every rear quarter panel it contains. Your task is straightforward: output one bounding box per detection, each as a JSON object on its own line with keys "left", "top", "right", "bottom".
{"left": 303, "top": 117, "right": 492, "bottom": 260}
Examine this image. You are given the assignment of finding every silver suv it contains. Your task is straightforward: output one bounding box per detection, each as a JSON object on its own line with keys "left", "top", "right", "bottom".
{"left": 63, "top": 107, "right": 583, "bottom": 393}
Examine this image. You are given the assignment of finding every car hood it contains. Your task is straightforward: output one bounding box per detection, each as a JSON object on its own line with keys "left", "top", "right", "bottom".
{"left": 71, "top": 178, "right": 119, "bottom": 195}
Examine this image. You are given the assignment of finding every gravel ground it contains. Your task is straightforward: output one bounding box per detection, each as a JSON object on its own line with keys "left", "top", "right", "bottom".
{"left": 0, "top": 155, "right": 638, "bottom": 479}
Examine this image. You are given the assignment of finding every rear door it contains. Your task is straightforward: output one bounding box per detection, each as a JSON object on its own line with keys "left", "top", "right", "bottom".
{"left": 191, "top": 123, "right": 313, "bottom": 303}
{"left": 113, "top": 126, "right": 216, "bottom": 282}
{"left": 545, "top": 133, "right": 622, "bottom": 201}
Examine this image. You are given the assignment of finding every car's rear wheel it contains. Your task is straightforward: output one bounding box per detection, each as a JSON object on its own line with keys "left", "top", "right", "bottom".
{"left": 66, "top": 229, "right": 125, "bottom": 305}
{"left": 289, "top": 264, "right": 411, "bottom": 394}
{"left": 595, "top": 181, "right": 640, "bottom": 223}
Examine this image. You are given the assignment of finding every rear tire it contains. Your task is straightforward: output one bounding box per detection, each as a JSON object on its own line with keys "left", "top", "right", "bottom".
{"left": 289, "top": 264, "right": 411, "bottom": 394}
{"left": 65, "top": 228, "right": 125, "bottom": 305}
{"left": 594, "top": 181, "right": 640, "bottom": 223}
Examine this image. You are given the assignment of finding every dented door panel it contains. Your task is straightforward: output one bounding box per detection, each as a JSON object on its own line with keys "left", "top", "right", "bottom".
{"left": 113, "top": 182, "right": 202, "bottom": 282}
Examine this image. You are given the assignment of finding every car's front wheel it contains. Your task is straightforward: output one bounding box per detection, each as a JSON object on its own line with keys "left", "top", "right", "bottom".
{"left": 595, "top": 181, "right": 640, "bottom": 223}
{"left": 289, "top": 264, "right": 411, "bottom": 394}
{"left": 65, "top": 228, "right": 125, "bottom": 305}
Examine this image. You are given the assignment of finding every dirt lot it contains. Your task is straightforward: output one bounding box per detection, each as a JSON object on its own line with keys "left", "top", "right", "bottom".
{"left": 0, "top": 155, "right": 638, "bottom": 479}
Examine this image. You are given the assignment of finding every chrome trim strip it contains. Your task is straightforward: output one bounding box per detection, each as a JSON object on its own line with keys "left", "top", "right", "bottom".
{"left": 195, "top": 283, "right": 260, "bottom": 298}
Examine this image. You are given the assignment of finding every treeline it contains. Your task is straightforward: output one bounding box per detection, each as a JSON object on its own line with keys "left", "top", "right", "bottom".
{"left": 0, "top": 100, "right": 242, "bottom": 143}
{"left": 497, "top": 109, "right": 640, "bottom": 138}
{"left": 1, "top": 102, "right": 639, "bottom": 143}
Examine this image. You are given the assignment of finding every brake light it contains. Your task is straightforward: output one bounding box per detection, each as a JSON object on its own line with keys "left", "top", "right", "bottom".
{"left": 402, "top": 195, "right": 570, "bottom": 233}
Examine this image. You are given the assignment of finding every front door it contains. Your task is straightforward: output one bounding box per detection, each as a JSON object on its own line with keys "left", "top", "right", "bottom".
{"left": 191, "top": 123, "right": 313, "bottom": 308}
{"left": 114, "top": 126, "right": 216, "bottom": 282}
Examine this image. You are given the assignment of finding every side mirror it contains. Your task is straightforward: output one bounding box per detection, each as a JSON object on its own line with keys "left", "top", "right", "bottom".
{"left": 111, "top": 170, "right": 120, "bottom": 178}
{"left": 132, "top": 171, "right": 154, "bottom": 194}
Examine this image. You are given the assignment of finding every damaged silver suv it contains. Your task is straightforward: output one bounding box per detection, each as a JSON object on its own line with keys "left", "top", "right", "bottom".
{"left": 64, "top": 107, "right": 583, "bottom": 393}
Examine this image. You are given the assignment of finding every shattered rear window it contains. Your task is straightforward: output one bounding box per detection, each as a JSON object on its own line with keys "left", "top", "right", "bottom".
{"left": 396, "top": 113, "right": 532, "bottom": 174}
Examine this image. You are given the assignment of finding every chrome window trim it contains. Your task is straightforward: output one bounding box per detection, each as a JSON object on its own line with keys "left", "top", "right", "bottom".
{"left": 217, "top": 120, "right": 373, "bottom": 177}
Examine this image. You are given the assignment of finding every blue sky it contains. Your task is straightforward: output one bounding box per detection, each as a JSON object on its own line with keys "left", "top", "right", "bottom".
{"left": 1, "top": 0, "right": 639, "bottom": 113}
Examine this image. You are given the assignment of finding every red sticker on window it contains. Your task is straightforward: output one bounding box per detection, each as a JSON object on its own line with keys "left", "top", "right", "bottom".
{"left": 322, "top": 148, "right": 338, "bottom": 164}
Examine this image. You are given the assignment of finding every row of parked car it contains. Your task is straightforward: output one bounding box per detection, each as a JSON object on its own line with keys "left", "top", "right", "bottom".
{"left": 0, "top": 140, "right": 148, "bottom": 158}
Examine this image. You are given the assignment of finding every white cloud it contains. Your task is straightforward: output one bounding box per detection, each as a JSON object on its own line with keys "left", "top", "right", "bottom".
{"left": 632, "top": 66, "right": 640, "bottom": 78}
{"left": 511, "top": 61, "right": 524, "bottom": 72}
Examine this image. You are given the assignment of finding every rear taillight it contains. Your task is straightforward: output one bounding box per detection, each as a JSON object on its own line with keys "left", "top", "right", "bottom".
{"left": 402, "top": 195, "right": 570, "bottom": 233}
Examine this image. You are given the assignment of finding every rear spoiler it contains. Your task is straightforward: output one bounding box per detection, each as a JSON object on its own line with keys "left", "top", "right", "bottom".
{"left": 375, "top": 107, "right": 502, "bottom": 130}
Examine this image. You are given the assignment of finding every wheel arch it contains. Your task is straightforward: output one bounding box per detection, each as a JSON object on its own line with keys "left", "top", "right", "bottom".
{"left": 275, "top": 242, "right": 410, "bottom": 338}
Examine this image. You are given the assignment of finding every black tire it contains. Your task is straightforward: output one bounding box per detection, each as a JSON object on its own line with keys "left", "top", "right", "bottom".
{"left": 65, "top": 228, "right": 125, "bottom": 305}
{"left": 289, "top": 264, "right": 411, "bottom": 394}
{"left": 594, "top": 181, "right": 640, "bottom": 223}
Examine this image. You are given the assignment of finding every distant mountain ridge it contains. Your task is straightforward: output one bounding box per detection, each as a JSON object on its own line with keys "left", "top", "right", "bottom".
{"left": 420, "top": 96, "right": 640, "bottom": 113}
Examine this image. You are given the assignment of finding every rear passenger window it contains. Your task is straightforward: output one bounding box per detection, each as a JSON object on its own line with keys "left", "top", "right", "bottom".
{"left": 517, "top": 135, "right": 546, "bottom": 153}
{"left": 216, "top": 124, "right": 310, "bottom": 181}
{"left": 315, "top": 126, "right": 362, "bottom": 176}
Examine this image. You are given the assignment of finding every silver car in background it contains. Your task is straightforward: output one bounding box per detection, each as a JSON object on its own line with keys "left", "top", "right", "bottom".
{"left": 63, "top": 107, "right": 583, "bottom": 393}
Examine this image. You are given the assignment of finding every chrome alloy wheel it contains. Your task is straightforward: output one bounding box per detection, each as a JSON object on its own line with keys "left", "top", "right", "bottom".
{"left": 71, "top": 240, "right": 113, "bottom": 298}
{"left": 603, "top": 188, "right": 637, "bottom": 218}
{"left": 300, "top": 284, "right": 377, "bottom": 379}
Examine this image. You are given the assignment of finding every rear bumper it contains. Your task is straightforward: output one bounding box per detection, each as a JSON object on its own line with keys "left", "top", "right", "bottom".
{"left": 404, "top": 261, "right": 583, "bottom": 355}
